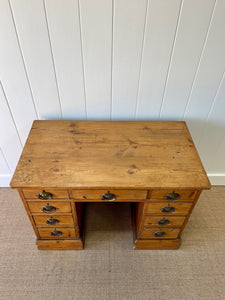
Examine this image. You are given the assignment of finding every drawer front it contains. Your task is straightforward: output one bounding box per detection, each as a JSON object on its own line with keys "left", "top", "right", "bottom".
{"left": 33, "top": 215, "right": 74, "bottom": 227}
{"left": 38, "top": 228, "right": 76, "bottom": 239}
{"left": 148, "top": 189, "right": 197, "bottom": 201}
{"left": 141, "top": 228, "right": 180, "bottom": 239}
{"left": 27, "top": 201, "right": 72, "bottom": 214}
{"left": 71, "top": 189, "right": 147, "bottom": 201}
{"left": 144, "top": 216, "right": 186, "bottom": 227}
{"left": 147, "top": 202, "right": 193, "bottom": 216}
{"left": 22, "top": 188, "right": 69, "bottom": 199}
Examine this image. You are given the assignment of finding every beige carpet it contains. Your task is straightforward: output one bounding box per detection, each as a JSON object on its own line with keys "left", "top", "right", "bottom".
{"left": 0, "top": 187, "right": 224, "bottom": 300}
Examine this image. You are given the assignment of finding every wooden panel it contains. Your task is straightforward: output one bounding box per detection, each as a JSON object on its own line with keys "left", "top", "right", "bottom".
{"left": 112, "top": 0, "right": 147, "bottom": 119}
{"left": 10, "top": 0, "right": 62, "bottom": 119}
{"left": 215, "top": 136, "right": 225, "bottom": 175}
{"left": 0, "top": 83, "right": 22, "bottom": 172}
{"left": 160, "top": 0, "right": 215, "bottom": 120}
{"left": 0, "top": 149, "right": 10, "bottom": 174}
{"left": 10, "top": 121, "right": 210, "bottom": 189}
{"left": 27, "top": 201, "right": 71, "bottom": 214}
{"left": 149, "top": 189, "right": 197, "bottom": 200}
{"left": 184, "top": 0, "right": 225, "bottom": 143}
{"left": 18, "top": 189, "right": 40, "bottom": 238}
{"left": 147, "top": 202, "right": 193, "bottom": 216}
{"left": 45, "top": 0, "right": 86, "bottom": 119}
{"left": 36, "top": 239, "right": 83, "bottom": 250}
{"left": 197, "top": 73, "right": 225, "bottom": 174}
{"left": 71, "top": 189, "right": 147, "bottom": 200}
{"left": 134, "top": 238, "right": 181, "bottom": 250}
{"left": 0, "top": 0, "right": 37, "bottom": 145}
{"left": 141, "top": 228, "right": 180, "bottom": 239}
{"left": 38, "top": 227, "right": 76, "bottom": 239}
{"left": 144, "top": 216, "right": 185, "bottom": 228}
{"left": 135, "top": 202, "right": 145, "bottom": 234}
{"left": 79, "top": 0, "right": 112, "bottom": 119}
{"left": 136, "top": 0, "right": 181, "bottom": 119}
{"left": 22, "top": 188, "right": 69, "bottom": 199}
{"left": 33, "top": 215, "right": 74, "bottom": 227}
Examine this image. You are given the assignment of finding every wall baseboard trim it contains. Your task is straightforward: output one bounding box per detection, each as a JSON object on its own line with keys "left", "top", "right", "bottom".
{"left": 0, "top": 175, "right": 11, "bottom": 187}
{"left": 208, "top": 174, "right": 225, "bottom": 186}
{"left": 0, "top": 174, "right": 225, "bottom": 187}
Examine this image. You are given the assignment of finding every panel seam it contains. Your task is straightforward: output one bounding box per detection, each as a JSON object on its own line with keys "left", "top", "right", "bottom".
{"left": 158, "top": 0, "right": 183, "bottom": 120}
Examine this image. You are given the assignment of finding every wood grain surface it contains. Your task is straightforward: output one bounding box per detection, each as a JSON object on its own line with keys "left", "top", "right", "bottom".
{"left": 10, "top": 121, "right": 210, "bottom": 189}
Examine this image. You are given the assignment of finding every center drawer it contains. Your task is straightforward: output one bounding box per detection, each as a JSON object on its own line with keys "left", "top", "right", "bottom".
{"left": 70, "top": 189, "right": 147, "bottom": 201}
{"left": 27, "top": 201, "right": 72, "bottom": 214}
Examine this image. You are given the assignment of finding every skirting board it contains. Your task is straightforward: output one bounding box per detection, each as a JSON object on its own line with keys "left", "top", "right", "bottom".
{"left": 0, "top": 174, "right": 225, "bottom": 187}
{"left": 208, "top": 174, "right": 225, "bottom": 185}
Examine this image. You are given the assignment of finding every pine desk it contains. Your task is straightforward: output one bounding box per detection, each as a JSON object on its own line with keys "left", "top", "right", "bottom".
{"left": 10, "top": 121, "right": 210, "bottom": 250}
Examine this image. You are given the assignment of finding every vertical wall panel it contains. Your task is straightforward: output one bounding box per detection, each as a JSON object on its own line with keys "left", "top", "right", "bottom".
{"left": 136, "top": 0, "right": 181, "bottom": 120}
{"left": 0, "top": 0, "right": 37, "bottom": 145}
{"left": 0, "top": 149, "right": 10, "bottom": 175}
{"left": 10, "top": 0, "right": 62, "bottom": 119}
{"left": 0, "top": 83, "right": 22, "bottom": 172}
{"left": 0, "top": 148, "right": 11, "bottom": 186}
{"left": 79, "top": 0, "right": 112, "bottom": 119}
{"left": 45, "top": 0, "right": 86, "bottom": 119}
{"left": 184, "top": 0, "right": 225, "bottom": 143}
{"left": 0, "top": 1, "right": 225, "bottom": 185}
{"left": 197, "top": 73, "right": 225, "bottom": 173}
{"left": 214, "top": 136, "right": 225, "bottom": 174}
{"left": 112, "top": 0, "right": 147, "bottom": 120}
{"left": 160, "top": 0, "right": 215, "bottom": 120}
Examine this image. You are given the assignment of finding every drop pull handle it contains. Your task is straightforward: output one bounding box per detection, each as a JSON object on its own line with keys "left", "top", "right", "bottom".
{"left": 42, "top": 203, "right": 56, "bottom": 213}
{"left": 101, "top": 191, "right": 116, "bottom": 201}
{"left": 165, "top": 191, "right": 180, "bottom": 200}
{"left": 161, "top": 204, "right": 175, "bottom": 213}
{"left": 38, "top": 190, "right": 53, "bottom": 200}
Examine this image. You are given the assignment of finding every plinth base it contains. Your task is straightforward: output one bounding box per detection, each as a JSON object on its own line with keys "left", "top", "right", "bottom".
{"left": 133, "top": 238, "right": 181, "bottom": 250}
{"left": 36, "top": 239, "right": 84, "bottom": 250}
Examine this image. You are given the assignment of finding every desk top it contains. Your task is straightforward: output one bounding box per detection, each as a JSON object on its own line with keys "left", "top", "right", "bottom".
{"left": 10, "top": 121, "right": 210, "bottom": 189}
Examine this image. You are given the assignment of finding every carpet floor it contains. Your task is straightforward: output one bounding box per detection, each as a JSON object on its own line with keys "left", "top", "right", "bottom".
{"left": 0, "top": 187, "right": 224, "bottom": 300}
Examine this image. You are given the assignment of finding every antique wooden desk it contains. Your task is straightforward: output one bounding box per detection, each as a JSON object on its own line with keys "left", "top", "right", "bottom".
{"left": 10, "top": 121, "right": 210, "bottom": 250}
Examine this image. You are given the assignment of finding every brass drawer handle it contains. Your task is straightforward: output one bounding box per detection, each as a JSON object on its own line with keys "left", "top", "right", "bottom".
{"left": 165, "top": 191, "right": 180, "bottom": 200}
{"left": 42, "top": 203, "right": 56, "bottom": 213}
{"left": 161, "top": 205, "right": 175, "bottom": 213}
{"left": 46, "top": 217, "right": 59, "bottom": 225}
{"left": 157, "top": 218, "right": 170, "bottom": 226}
{"left": 38, "top": 190, "right": 53, "bottom": 200}
{"left": 50, "top": 229, "right": 62, "bottom": 236}
{"left": 101, "top": 191, "right": 116, "bottom": 201}
{"left": 154, "top": 231, "right": 166, "bottom": 237}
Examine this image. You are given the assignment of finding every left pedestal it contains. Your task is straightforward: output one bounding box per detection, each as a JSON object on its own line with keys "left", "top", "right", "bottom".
{"left": 18, "top": 188, "right": 84, "bottom": 250}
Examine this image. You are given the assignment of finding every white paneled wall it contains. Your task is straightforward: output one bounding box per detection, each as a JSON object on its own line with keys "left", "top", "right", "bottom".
{"left": 0, "top": 0, "right": 224, "bottom": 186}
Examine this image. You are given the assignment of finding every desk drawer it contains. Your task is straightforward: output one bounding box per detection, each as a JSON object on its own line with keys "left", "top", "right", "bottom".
{"left": 147, "top": 202, "right": 192, "bottom": 216}
{"left": 144, "top": 216, "right": 186, "bottom": 227}
{"left": 141, "top": 228, "right": 180, "bottom": 239}
{"left": 27, "top": 201, "right": 72, "bottom": 214}
{"left": 38, "top": 228, "right": 76, "bottom": 239}
{"left": 148, "top": 189, "right": 197, "bottom": 201}
{"left": 22, "top": 188, "right": 69, "bottom": 199}
{"left": 71, "top": 189, "right": 147, "bottom": 201}
{"left": 33, "top": 215, "right": 74, "bottom": 227}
